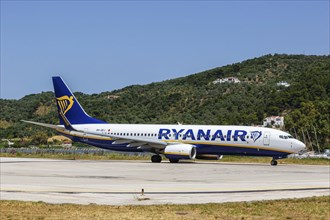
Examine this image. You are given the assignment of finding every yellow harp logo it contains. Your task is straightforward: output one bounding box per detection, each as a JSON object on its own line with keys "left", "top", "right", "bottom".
{"left": 56, "top": 96, "right": 74, "bottom": 115}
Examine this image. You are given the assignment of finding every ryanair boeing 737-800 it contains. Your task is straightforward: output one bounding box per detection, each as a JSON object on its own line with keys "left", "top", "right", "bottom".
{"left": 23, "top": 76, "right": 306, "bottom": 165}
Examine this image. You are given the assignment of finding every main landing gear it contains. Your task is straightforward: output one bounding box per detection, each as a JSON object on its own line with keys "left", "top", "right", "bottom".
{"left": 169, "top": 159, "right": 179, "bottom": 163}
{"left": 271, "top": 159, "right": 278, "bottom": 166}
{"left": 151, "top": 155, "right": 180, "bottom": 163}
{"left": 151, "top": 155, "right": 162, "bottom": 163}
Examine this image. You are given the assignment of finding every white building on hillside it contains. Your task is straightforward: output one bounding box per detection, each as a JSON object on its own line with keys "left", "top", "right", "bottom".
{"left": 263, "top": 116, "right": 284, "bottom": 128}
{"left": 277, "top": 81, "right": 290, "bottom": 87}
{"left": 213, "top": 77, "right": 240, "bottom": 84}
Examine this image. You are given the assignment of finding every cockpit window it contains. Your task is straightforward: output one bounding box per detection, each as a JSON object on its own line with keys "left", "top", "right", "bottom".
{"left": 288, "top": 136, "right": 293, "bottom": 139}
{"left": 279, "top": 135, "right": 284, "bottom": 139}
{"left": 279, "top": 135, "right": 293, "bottom": 139}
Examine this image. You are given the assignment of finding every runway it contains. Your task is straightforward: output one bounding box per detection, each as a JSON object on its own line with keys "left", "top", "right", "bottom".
{"left": 1, "top": 157, "right": 329, "bottom": 205}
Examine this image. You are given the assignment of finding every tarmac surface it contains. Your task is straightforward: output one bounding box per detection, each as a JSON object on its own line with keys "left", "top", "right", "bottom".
{"left": 1, "top": 157, "right": 329, "bottom": 205}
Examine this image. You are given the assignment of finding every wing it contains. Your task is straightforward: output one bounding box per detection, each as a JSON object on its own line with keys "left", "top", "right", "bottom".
{"left": 78, "top": 129, "right": 171, "bottom": 150}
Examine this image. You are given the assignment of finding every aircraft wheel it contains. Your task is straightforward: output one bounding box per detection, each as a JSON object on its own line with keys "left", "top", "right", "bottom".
{"left": 271, "top": 160, "right": 278, "bottom": 166}
{"left": 151, "top": 155, "right": 162, "bottom": 163}
{"left": 169, "top": 158, "right": 179, "bottom": 163}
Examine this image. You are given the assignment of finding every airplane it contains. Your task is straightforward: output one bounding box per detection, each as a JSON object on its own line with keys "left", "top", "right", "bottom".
{"left": 23, "top": 76, "right": 306, "bottom": 166}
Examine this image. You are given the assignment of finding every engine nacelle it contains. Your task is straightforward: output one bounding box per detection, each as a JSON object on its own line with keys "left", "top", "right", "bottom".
{"left": 196, "top": 154, "right": 223, "bottom": 160}
{"left": 164, "top": 144, "right": 197, "bottom": 160}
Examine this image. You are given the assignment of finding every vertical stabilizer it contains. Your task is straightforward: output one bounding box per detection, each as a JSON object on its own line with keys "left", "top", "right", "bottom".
{"left": 52, "top": 76, "right": 106, "bottom": 125}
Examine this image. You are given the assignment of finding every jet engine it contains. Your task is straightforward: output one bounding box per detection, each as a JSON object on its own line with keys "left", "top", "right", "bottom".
{"left": 164, "top": 144, "right": 197, "bottom": 161}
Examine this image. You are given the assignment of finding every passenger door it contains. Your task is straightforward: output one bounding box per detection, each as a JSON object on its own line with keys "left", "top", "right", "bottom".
{"left": 263, "top": 131, "right": 270, "bottom": 145}
{"left": 83, "top": 128, "right": 89, "bottom": 141}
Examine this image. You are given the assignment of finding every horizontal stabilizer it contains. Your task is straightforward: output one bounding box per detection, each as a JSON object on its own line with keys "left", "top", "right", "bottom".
{"left": 21, "top": 120, "right": 64, "bottom": 130}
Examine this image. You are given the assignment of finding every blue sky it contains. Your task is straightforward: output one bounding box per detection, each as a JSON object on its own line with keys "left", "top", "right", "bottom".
{"left": 1, "top": 1, "right": 329, "bottom": 99}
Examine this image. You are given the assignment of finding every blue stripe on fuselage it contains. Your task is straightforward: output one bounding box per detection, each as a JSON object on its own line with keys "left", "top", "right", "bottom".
{"left": 194, "top": 144, "right": 289, "bottom": 157}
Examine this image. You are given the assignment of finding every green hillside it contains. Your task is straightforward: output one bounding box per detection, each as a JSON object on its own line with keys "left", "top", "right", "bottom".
{"left": 1, "top": 54, "right": 329, "bottom": 149}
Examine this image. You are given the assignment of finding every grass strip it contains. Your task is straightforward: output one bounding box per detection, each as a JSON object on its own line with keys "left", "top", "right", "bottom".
{"left": 1, "top": 196, "right": 329, "bottom": 220}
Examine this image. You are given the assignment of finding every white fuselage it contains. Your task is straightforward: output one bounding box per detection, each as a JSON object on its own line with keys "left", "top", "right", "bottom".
{"left": 60, "top": 123, "right": 305, "bottom": 158}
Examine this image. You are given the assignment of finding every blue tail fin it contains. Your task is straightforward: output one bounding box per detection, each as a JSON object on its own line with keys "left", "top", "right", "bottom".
{"left": 52, "top": 76, "right": 106, "bottom": 125}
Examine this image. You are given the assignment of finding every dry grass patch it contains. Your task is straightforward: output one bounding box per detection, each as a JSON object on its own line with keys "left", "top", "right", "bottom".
{"left": 1, "top": 196, "right": 329, "bottom": 220}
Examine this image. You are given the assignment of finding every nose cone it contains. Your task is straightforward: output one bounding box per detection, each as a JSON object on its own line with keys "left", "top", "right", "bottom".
{"left": 294, "top": 140, "right": 306, "bottom": 153}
